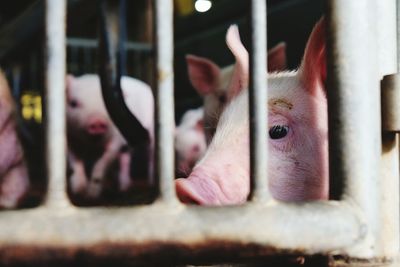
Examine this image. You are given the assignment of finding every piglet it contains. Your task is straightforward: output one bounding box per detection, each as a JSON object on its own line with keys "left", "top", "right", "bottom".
{"left": 0, "top": 70, "right": 29, "bottom": 208}
{"left": 176, "top": 19, "right": 327, "bottom": 205}
{"left": 66, "top": 74, "right": 154, "bottom": 198}
{"left": 175, "top": 107, "right": 206, "bottom": 176}
{"left": 186, "top": 42, "right": 286, "bottom": 143}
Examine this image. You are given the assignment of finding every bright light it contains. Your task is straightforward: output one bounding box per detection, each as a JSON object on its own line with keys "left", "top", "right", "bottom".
{"left": 195, "top": 0, "right": 212, "bottom": 13}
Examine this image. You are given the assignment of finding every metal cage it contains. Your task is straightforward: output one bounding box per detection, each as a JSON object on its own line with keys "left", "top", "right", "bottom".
{"left": 0, "top": 0, "right": 398, "bottom": 266}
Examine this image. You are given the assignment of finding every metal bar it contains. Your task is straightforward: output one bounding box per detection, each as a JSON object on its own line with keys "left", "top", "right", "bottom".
{"left": 43, "top": 0, "right": 70, "bottom": 208}
{"left": 11, "top": 64, "right": 22, "bottom": 99}
{"left": 378, "top": 3, "right": 400, "bottom": 259}
{"left": 67, "top": 38, "right": 153, "bottom": 52}
{"left": 0, "top": 202, "right": 361, "bottom": 254}
{"left": 398, "top": 0, "right": 400, "bottom": 72}
{"left": 248, "top": 0, "right": 270, "bottom": 202}
{"left": 374, "top": 0, "right": 399, "bottom": 259}
{"left": 118, "top": 0, "right": 127, "bottom": 76}
{"left": 98, "top": 0, "right": 150, "bottom": 147}
{"left": 327, "top": 0, "right": 381, "bottom": 257}
{"left": 154, "top": 0, "right": 176, "bottom": 203}
{"left": 83, "top": 47, "right": 91, "bottom": 73}
{"left": 376, "top": 1, "right": 397, "bottom": 78}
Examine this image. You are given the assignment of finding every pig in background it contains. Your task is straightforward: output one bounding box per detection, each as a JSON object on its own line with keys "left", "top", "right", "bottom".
{"left": 175, "top": 107, "right": 206, "bottom": 177}
{"left": 0, "top": 70, "right": 30, "bottom": 208}
{"left": 186, "top": 42, "right": 287, "bottom": 143}
{"left": 176, "top": 19, "right": 327, "bottom": 205}
{"left": 66, "top": 74, "right": 154, "bottom": 200}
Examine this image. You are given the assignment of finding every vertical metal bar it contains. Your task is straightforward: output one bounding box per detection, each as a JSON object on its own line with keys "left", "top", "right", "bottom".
{"left": 70, "top": 46, "right": 78, "bottom": 73}
{"left": 327, "top": 0, "right": 380, "bottom": 256}
{"left": 83, "top": 47, "right": 91, "bottom": 73}
{"left": 376, "top": 0, "right": 399, "bottom": 258}
{"left": 376, "top": 1, "right": 397, "bottom": 77}
{"left": 398, "top": 0, "right": 400, "bottom": 72}
{"left": 118, "top": 0, "right": 127, "bottom": 76}
{"left": 43, "top": 0, "right": 70, "bottom": 208}
{"left": 154, "top": 0, "right": 176, "bottom": 203}
{"left": 11, "top": 64, "right": 22, "bottom": 99}
{"left": 248, "top": 0, "right": 270, "bottom": 202}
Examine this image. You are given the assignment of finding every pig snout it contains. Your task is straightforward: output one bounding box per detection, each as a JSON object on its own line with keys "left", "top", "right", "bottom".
{"left": 176, "top": 125, "right": 250, "bottom": 205}
{"left": 175, "top": 162, "right": 249, "bottom": 205}
{"left": 86, "top": 118, "right": 108, "bottom": 135}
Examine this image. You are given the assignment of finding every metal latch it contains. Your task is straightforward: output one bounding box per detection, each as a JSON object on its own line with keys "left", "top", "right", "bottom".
{"left": 381, "top": 73, "right": 400, "bottom": 132}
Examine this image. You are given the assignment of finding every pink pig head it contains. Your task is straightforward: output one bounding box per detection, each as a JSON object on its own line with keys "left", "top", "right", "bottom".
{"left": 176, "top": 19, "right": 328, "bottom": 205}
{"left": 66, "top": 75, "right": 114, "bottom": 143}
{"left": 186, "top": 41, "right": 286, "bottom": 143}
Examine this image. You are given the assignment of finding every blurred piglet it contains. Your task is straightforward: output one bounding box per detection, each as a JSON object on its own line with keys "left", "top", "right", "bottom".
{"left": 175, "top": 107, "right": 206, "bottom": 176}
{"left": 186, "top": 42, "right": 286, "bottom": 142}
{"left": 176, "top": 19, "right": 327, "bottom": 205}
{"left": 0, "top": 71, "right": 29, "bottom": 208}
{"left": 66, "top": 74, "right": 154, "bottom": 198}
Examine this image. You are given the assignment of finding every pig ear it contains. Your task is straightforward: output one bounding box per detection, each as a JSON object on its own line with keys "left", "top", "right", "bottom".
{"left": 226, "top": 25, "right": 249, "bottom": 100}
{"left": 268, "top": 42, "right": 287, "bottom": 71}
{"left": 298, "top": 18, "right": 327, "bottom": 94}
{"left": 186, "top": 55, "right": 221, "bottom": 96}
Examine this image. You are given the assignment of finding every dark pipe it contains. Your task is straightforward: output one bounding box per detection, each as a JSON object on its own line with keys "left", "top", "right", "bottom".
{"left": 98, "top": 0, "right": 149, "bottom": 146}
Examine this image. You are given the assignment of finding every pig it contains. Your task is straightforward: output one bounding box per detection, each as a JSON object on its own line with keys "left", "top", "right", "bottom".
{"left": 174, "top": 44, "right": 287, "bottom": 176}
{"left": 176, "top": 19, "right": 327, "bottom": 205}
{"left": 186, "top": 42, "right": 287, "bottom": 143}
{"left": 66, "top": 74, "right": 154, "bottom": 198}
{"left": 0, "top": 70, "right": 29, "bottom": 208}
{"left": 174, "top": 107, "right": 206, "bottom": 176}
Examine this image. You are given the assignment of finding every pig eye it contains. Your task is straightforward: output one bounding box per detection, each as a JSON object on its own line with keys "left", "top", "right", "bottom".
{"left": 269, "top": 125, "right": 289, "bottom": 139}
{"left": 69, "top": 99, "right": 79, "bottom": 108}
{"left": 218, "top": 95, "right": 227, "bottom": 104}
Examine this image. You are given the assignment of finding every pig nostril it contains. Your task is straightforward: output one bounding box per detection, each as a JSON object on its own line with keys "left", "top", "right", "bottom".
{"left": 178, "top": 193, "right": 200, "bottom": 205}
{"left": 175, "top": 179, "right": 201, "bottom": 205}
{"left": 88, "top": 121, "right": 108, "bottom": 134}
{"left": 191, "top": 145, "right": 201, "bottom": 154}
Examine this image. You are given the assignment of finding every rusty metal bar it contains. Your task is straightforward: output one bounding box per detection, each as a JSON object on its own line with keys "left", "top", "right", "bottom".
{"left": 0, "top": 202, "right": 361, "bottom": 254}
{"left": 248, "top": 0, "right": 270, "bottom": 202}
{"left": 327, "top": 0, "right": 381, "bottom": 257}
{"left": 43, "top": 0, "right": 70, "bottom": 208}
{"left": 154, "top": 0, "right": 176, "bottom": 203}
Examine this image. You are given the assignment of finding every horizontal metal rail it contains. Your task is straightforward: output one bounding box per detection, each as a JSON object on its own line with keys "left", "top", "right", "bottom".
{"left": 0, "top": 202, "right": 362, "bottom": 254}
{"left": 67, "top": 38, "right": 152, "bottom": 52}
